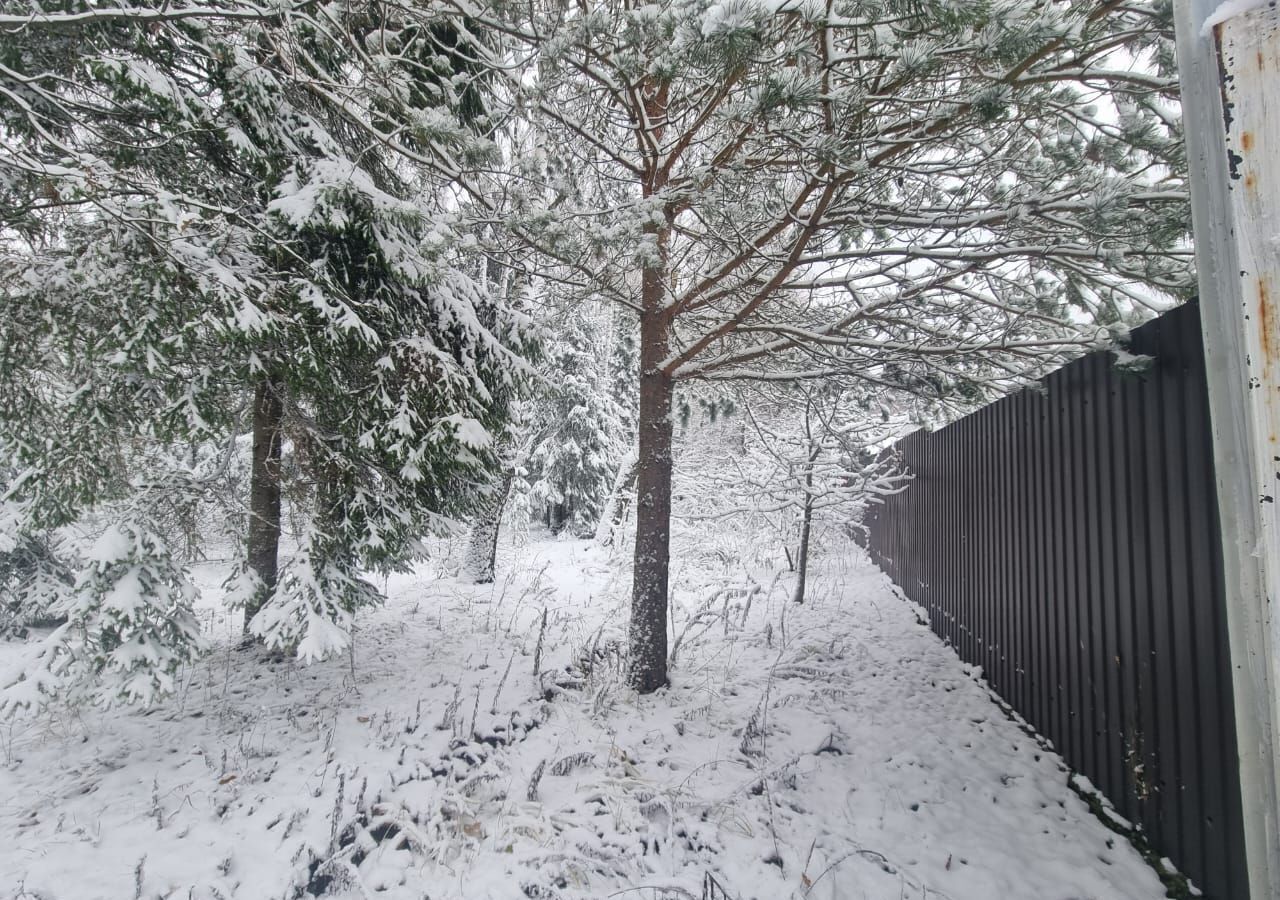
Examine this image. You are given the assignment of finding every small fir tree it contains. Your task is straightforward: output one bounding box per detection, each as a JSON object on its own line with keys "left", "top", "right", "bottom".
{"left": 523, "top": 305, "right": 631, "bottom": 538}
{"left": 1, "top": 522, "right": 204, "bottom": 713}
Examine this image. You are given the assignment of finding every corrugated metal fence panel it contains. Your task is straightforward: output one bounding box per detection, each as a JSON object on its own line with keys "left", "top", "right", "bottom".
{"left": 862, "top": 301, "right": 1247, "bottom": 900}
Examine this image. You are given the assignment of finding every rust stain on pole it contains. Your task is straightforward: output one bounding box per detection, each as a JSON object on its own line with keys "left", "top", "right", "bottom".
{"left": 1222, "top": 8, "right": 1280, "bottom": 435}
{"left": 1178, "top": 0, "right": 1280, "bottom": 894}
{"left": 1259, "top": 280, "right": 1273, "bottom": 366}
{"left": 1264, "top": 279, "right": 1279, "bottom": 396}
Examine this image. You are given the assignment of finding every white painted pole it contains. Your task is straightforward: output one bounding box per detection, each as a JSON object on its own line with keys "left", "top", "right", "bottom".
{"left": 1174, "top": 2, "right": 1280, "bottom": 897}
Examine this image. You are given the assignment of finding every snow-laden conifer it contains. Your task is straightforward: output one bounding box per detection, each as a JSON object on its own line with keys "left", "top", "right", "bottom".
{"left": 455, "top": 0, "right": 1193, "bottom": 691}
{"left": 0, "top": 486, "right": 73, "bottom": 636}
{"left": 1, "top": 522, "right": 203, "bottom": 714}
{"left": 0, "top": 2, "right": 533, "bottom": 702}
{"left": 247, "top": 525, "right": 381, "bottom": 663}
{"left": 523, "top": 306, "right": 632, "bottom": 538}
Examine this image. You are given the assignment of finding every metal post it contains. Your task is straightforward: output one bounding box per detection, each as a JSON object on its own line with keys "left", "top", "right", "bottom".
{"left": 1174, "top": 2, "right": 1280, "bottom": 897}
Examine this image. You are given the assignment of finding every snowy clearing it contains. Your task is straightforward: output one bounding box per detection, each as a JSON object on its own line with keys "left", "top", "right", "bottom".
{"left": 1, "top": 537, "right": 1166, "bottom": 900}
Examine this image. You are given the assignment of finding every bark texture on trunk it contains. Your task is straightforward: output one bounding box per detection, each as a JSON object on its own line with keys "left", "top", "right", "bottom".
{"left": 629, "top": 278, "right": 673, "bottom": 693}
{"left": 463, "top": 467, "right": 514, "bottom": 585}
{"left": 244, "top": 374, "right": 283, "bottom": 633}
{"left": 595, "top": 447, "right": 638, "bottom": 547}
{"left": 630, "top": 77, "right": 674, "bottom": 694}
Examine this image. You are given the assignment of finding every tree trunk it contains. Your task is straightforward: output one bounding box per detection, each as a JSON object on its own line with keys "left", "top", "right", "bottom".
{"left": 629, "top": 285, "right": 673, "bottom": 693}
{"left": 792, "top": 438, "right": 821, "bottom": 605}
{"left": 792, "top": 489, "right": 814, "bottom": 605}
{"left": 244, "top": 374, "right": 283, "bottom": 633}
{"left": 630, "top": 77, "right": 673, "bottom": 693}
{"left": 595, "top": 446, "right": 638, "bottom": 547}
{"left": 463, "top": 467, "right": 514, "bottom": 584}
{"left": 548, "top": 501, "right": 567, "bottom": 534}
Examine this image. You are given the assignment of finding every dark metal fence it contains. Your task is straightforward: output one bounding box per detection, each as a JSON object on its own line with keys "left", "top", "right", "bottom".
{"left": 863, "top": 301, "right": 1247, "bottom": 899}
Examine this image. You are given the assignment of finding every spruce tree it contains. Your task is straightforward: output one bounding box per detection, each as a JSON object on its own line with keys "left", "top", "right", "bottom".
{"left": 523, "top": 305, "right": 631, "bottom": 538}
{"left": 0, "top": 2, "right": 532, "bottom": 705}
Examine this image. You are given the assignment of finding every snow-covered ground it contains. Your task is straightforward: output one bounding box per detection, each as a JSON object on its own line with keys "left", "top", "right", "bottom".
{"left": 0, "top": 535, "right": 1167, "bottom": 900}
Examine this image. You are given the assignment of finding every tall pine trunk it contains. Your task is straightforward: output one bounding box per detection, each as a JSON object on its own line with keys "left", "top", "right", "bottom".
{"left": 629, "top": 78, "right": 674, "bottom": 694}
{"left": 629, "top": 274, "right": 673, "bottom": 693}
{"left": 244, "top": 374, "right": 283, "bottom": 633}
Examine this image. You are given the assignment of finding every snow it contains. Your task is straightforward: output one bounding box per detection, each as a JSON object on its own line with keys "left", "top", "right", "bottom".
{"left": 442, "top": 414, "right": 493, "bottom": 451}
{"left": 101, "top": 569, "right": 145, "bottom": 616}
{"left": 702, "top": 2, "right": 762, "bottom": 37}
{"left": 700, "top": 0, "right": 811, "bottom": 37}
{"left": 83, "top": 525, "right": 133, "bottom": 566}
{"left": 0, "top": 535, "right": 1169, "bottom": 899}
{"left": 1201, "top": 0, "right": 1274, "bottom": 35}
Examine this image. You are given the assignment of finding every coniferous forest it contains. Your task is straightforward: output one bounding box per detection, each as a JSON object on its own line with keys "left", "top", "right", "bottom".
{"left": 0, "top": 2, "right": 1202, "bottom": 898}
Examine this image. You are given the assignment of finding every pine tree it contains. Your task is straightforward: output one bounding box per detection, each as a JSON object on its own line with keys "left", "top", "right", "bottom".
{"left": 455, "top": 0, "right": 1192, "bottom": 691}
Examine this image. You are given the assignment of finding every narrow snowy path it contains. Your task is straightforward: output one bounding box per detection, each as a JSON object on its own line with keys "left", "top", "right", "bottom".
{"left": 0, "top": 539, "right": 1167, "bottom": 900}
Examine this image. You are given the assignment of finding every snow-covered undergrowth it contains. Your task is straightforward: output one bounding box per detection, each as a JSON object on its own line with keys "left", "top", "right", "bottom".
{"left": 1, "top": 534, "right": 1167, "bottom": 900}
